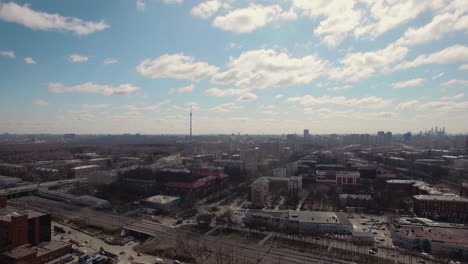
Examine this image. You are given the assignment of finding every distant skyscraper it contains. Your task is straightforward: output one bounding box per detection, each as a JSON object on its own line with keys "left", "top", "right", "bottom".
{"left": 190, "top": 106, "right": 192, "bottom": 139}
{"left": 404, "top": 132, "right": 412, "bottom": 142}
{"left": 304, "top": 129, "right": 309, "bottom": 138}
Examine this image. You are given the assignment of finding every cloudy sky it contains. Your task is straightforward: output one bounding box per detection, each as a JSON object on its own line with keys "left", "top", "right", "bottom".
{"left": 1, "top": 0, "right": 468, "bottom": 135}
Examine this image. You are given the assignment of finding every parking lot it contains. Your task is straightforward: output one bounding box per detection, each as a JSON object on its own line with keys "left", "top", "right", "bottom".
{"left": 347, "top": 213, "right": 394, "bottom": 247}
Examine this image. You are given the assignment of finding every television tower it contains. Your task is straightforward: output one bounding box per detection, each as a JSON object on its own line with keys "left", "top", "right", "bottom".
{"left": 190, "top": 106, "right": 192, "bottom": 139}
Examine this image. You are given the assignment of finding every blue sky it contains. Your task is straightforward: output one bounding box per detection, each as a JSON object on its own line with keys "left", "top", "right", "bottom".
{"left": 1, "top": 0, "right": 468, "bottom": 134}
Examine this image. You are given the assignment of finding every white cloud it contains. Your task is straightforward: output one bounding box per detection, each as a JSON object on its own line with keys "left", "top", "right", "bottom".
{"left": 24, "top": 57, "right": 36, "bottom": 64}
{"left": 392, "top": 78, "right": 424, "bottom": 89}
{"left": 0, "top": 50, "right": 15, "bottom": 58}
{"left": 0, "top": 2, "right": 109, "bottom": 35}
{"left": 395, "top": 100, "right": 419, "bottom": 110}
{"left": 259, "top": 105, "right": 276, "bottom": 110}
{"left": 459, "top": 64, "right": 468, "bottom": 70}
{"left": 327, "top": 85, "right": 352, "bottom": 91}
{"left": 169, "top": 84, "right": 195, "bottom": 94}
{"left": 275, "top": 94, "right": 284, "bottom": 99}
{"left": 212, "top": 49, "right": 329, "bottom": 89}
{"left": 441, "top": 79, "right": 468, "bottom": 87}
{"left": 211, "top": 102, "right": 242, "bottom": 113}
{"left": 329, "top": 43, "right": 408, "bottom": 82}
{"left": 191, "top": 0, "right": 229, "bottom": 19}
{"left": 396, "top": 12, "right": 468, "bottom": 47}
{"left": 48, "top": 82, "right": 140, "bottom": 96}
{"left": 236, "top": 92, "right": 258, "bottom": 102}
{"left": 396, "top": 98, "right": 468, "bottom": 112}
{"left": 393, "top": 45, "right": 468, "bottom": 71}
{"left": 162, "top": 0, "right": 183, "bottom": 4}
{"left": 136, "top": 0, "right": 145, "bottom": 11}
{"left": 178, "top": 84, "right": 195, "bottom": 93}
{"left": 441, "top": 93, "right": 464, "bottom": 100}
{"left": 432, "top": 72, "right": 444, "bottom": 80}
{"left": 136, "top": 53, "right": 218, "bottom": 81}
{"left": 104, "top": 58, "right": 118, "bottom": 65}
{"left": 204, "top": 87, "right": 250, "bottom": 97}
{"left": 292, "top": 0, "right": 363, "bottom": 46}
{"left": 81, "top": 104, "right": 110, "bottom": 110}
{"left": 285, "top": 95, "right": 392, "bottom": 109}
{"left": 355, "top": 0, "right": 442, "bottom": 40}
{"left": 33, "top": 99, "right": 49, "bottom": 106}
{"left": 69, "top": 54, "right": 88, "bottom": 63}
{"left": 212, "top": 4, "right": 297, "bottom": 34}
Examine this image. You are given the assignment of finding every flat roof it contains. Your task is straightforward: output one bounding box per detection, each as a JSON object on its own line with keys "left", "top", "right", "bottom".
{"left": 0, "top": 175, "right": 21, "bottom": 180}
{"left": 71, "top": 165, "right": 100, "bottom": 170}
{"left": 144, "top": 195, "right": 180, "bottom": 204}
{"left": 413, "top": 194, "right": 468, "bottom": 202}
{"left": 0, "top": 206, "right": 47, "bottom": 221}
{"left": 289, "top": 211, "right": 352, "bottom": 226}
{"left": 396, "top": 226, "right": 468, "bottom": 246}
{"left": 1, "top": 245, "right": 36, "bottom": 259}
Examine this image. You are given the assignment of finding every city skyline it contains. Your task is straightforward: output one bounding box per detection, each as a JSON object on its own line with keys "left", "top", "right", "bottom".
{"left": 1, "top": 0, "right": 468, "bottom": 134}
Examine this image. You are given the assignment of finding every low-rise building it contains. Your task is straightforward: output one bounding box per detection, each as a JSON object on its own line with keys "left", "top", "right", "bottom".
{"left": 87, "top": 170, "right": 118, "bottom": 186}
{"left": 141, "top": 195, "right": 181, "bottom": 214}
{"left": 33, "top": 168, "right": 59, "bottom": 180}
{"left": 316, "top": 171, "right": 360, "bottom": 185}
{"left": 71, "top": 165, "right": 100, "bottom": 180}
{"left": 413, "top": 194, "right": 468, "bottom": 220}
{"left": 0, "top": 175, "right": 21, "bottom": 188}
{"left": 244, "top": 210, "right": 353, "bottom": 234}
{"left": 390, "top": 223, "right": 468, "bottom": 259}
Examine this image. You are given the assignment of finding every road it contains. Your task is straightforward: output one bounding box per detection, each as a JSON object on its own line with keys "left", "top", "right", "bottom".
{"left": 52, "top": 222, "right": 166, "bottom": 264}
{"left": 0, "top": 178, "right": 82, "bottom": 197}
{"left": 11, "top": 196, "right": 441, "bottom": 264}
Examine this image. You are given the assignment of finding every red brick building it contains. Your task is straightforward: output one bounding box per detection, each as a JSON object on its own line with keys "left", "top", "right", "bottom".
{"left": 0, "top": 198, "right": 51, "bottom": 252}
{"left": 0, "top": 198, "right": 70, "bottom": 264}
{"left": 413, "top": 194, "right": 468, "bottom": 220}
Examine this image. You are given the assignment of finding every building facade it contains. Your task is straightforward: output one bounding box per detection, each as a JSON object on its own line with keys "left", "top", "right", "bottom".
{"left": 413, "top": 194, "right": 468, "bottom": 221}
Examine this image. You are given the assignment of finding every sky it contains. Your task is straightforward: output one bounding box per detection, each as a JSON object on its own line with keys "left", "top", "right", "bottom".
{"left": 1, "top": 0, "right": 468, "bottom": 135}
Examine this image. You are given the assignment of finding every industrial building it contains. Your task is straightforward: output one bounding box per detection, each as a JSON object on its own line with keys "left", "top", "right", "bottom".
{"left": 0, "top": 175, "right": 22, "bottom": 188}
{"left": 390, "top": 219, "right": 468, "bottom": 259}
{"left": 141, "top": 195, "right": 181, "bottom": 214}
{"left": 36, "top": 189, "right": 111, "bottom": 210}
{"left": 244, "top": 210, "right": 353, "bottom": 234}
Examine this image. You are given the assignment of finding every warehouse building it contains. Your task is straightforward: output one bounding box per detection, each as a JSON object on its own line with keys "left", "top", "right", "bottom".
{"left": 390, "top": 221, "right": 468, "bottom": 259}
{"left": 244, "top": 210, "right": 352, "bottom": 234}
{"left": 0, "top": 175, "right": 22, "bottom": 188}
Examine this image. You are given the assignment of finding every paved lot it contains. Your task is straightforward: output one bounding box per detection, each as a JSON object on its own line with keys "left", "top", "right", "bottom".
{"left": 347, "top": 213, "right": 394, "bottom": 247}
{"left": 53, "top": 222, "right": 168, "bottom": 264}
